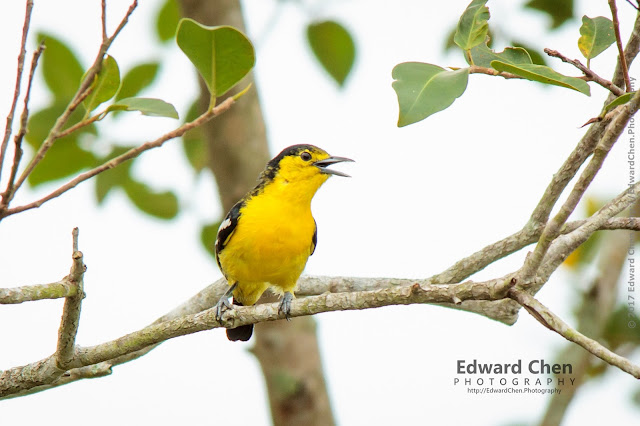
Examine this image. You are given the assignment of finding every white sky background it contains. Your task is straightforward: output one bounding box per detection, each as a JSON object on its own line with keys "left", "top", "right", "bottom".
{"left": 0, "top": 0, "right": 638, "bottom": 424}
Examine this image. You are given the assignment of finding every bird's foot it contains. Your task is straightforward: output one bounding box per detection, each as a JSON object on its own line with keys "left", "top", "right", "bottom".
{"left": 215, "top": 296, "right": 233, "bottom": 321}
{"left": 278, "top": 291, "right": 294, "bottom": 321}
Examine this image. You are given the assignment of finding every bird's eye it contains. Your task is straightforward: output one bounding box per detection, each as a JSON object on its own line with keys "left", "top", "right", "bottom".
{"left": 300, "top": 151, "right": 312, "bottom": 161}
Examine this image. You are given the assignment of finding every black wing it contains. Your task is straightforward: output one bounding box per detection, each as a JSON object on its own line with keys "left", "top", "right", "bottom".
{"left": 310, "top": 219, "right": 317, "bottom": 256}
{"left": 214, "top": 201, "right": 243, "bottom": 270}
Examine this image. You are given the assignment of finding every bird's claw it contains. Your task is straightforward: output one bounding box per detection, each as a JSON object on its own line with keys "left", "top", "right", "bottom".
{"left": 215, "top": 297, "right": 233, "bottom": 321}
{"left": 278, "top": 292, "right": 293, "bottom": 321}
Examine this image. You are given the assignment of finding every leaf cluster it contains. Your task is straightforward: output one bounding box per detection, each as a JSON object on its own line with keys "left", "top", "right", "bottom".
{"left": 392, "top": 0, "right": 620, "bottom": 127}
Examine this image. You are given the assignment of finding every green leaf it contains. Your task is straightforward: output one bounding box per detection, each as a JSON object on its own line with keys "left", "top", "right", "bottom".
{"left": 200, "top": 221, "right": 221, "bottom": 259}
{"left": 28, "top": 139, "right": 97, "bottom": 187}
{"left": 107, "top": 97, "right": 179, "bottom": 119}
{"left": 454, "top": 0, "right": 490, "bottom": 51}
{"left": 26, "top": 102, "right": 98, "bottom": 186}
{"left": 176, "top": 19, "right": 255, "bottom": 103}
{"left": 525, "top": 0, "right": 574, "bottom": 29}
{"left": 94, "top": 145, "right": 180, "bottom": 220}
{"left": 95, "top": 146, "right": 134, "bottom": 203}
{"left": 469, "top": 41, "right": 532, "bottom": 67}
{"left": 306, "top": 21, "right": 356, "bottom": 86}
{"left": 511, "top": 40, "right": 547, "bottom": 65}
{"left": 603, "top": 306, "right": 640, "bottom": 349}
{"left": 602, "top": 91, "right": 636, "bottom": 116}
{"left": 182, "top": 101, "right": 208, "bottom": 173}
{"left": 578, "top": 16, "right": 615, "bottom": 61}
{"left": 156, "top": 0, "right": 180, "bottom": 42}
{"left": 123, "top": 180, "right": 179, "bottom": 219}
{"left": 83, "top": 55, "right": 120, "bottom": 113}
{"left": 37, "top": 33, "right": 84, "bottom": 101}
{"left": 116, "top": 62, "right": 160, "bottom": 101}
{"left": 490, "top": 62, "right": 590, "bottom": 96}
{"left": 392, "top": 63, "right": 469, "bottom": 127}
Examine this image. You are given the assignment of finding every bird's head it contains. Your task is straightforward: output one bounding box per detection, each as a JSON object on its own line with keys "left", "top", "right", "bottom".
{"left": 262, "top": 145, "right": 353, "bottom": 186}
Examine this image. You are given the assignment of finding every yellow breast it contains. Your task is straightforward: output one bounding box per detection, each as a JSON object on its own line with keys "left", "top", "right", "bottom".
{"left": 218, "top": 177, "right": 318, "bottom": 292}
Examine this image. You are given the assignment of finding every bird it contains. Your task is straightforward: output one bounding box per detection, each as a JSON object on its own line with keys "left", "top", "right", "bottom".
{"left": 214, "top": 144, "right": 353, "bottom": 341}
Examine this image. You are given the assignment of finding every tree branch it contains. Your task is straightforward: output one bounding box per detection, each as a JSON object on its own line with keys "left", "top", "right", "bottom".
{"left": 509, "top": 288, "right": 640, "bottom": 379}
{"left": 609, "top": 0, "right": 632, "bottom": 92}
{"left": 5, "top": 214, "right": 640, "bottom": 396}
{"left": 0, "top": 281, "right": 78, "bottom": 304}
{"left": 0, "top": 42, "right": 45, "bottom": 212}
{"left": 101, "top": 0, "right": 108, "bottom": 41}
{"left": 7, "top": 0, "right": 138, "bottom": 205}
{"left": 539, "top": 222, "right": 631, "bottom": 425}
{"left": 0, "top": 97, "right": 235, "bottom": 219}
{"left": 520, "top": 90, "right": 640, "bottom": 282}
{"left": 0, "top": 276, "right": 515, "bottom": 398}
{"left": 55, "top": 228, "right": 85, "bottom": 370}
{"left": 0, "top": 0, "right": 33, "bottom": 182}
{"left": 539, "top": 179, "right": 640, "bottom": 281}
{"left": 468, "top": 65, "right": 523, "bottom": 80}
{"left": 544, "top": 48, "right": 625, "bottom": 96}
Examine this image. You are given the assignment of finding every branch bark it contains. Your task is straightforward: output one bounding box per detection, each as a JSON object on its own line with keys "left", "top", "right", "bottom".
{"left": 509, "top": 288, "right": 640, "bottom": 378}
{"left": 0, "top": 276, "right": 514, "bottom": 398}
{"left": 55, "top": 228, "right": 85, "bottom": 370}
{"left": 521, "top": 91, "right": 640, "bottom": 282}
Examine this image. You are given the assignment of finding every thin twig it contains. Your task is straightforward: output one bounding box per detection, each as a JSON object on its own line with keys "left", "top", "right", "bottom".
{"left": 0, "top": 42, "right": 45, "bottom": 211}
{"left": 101, "top": 0, "right": 108, "bottom": 41}
{"left": 55, "top": 113, "right": 103, "bottom": 140}
{"left": 0, "top": 97, "right": 235, "bottom": 219}
{"left": 469, "top": 65, "right": 523, "bottom": 80}
{"left": 0, "top": 0, "right": 34, "bottom": 182}
{"left": 9, "top": 0, "right": 139, "bottom": 203}
{"left": 544, "top": 48, "right": 624, "bottom": 96}
{"left": 55, "top": 228, "right": 85, "bottom": 370}
{"left": 609, "top": 0, "right": 632, "bottom": 92}
{"left": 509, "top": 288, "right": 640, "bottom": 379}
{"left": 626, "top": 0, "right": 640, "bottom": 11}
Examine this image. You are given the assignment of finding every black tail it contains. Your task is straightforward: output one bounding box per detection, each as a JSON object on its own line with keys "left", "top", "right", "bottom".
{"left": 226, "top": 299, "right": 253, "bottom": 341}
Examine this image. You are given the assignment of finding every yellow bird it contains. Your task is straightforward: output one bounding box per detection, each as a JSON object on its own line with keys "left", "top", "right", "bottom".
{"left": 214, "top": 144, "right": 353, "bottom": 341}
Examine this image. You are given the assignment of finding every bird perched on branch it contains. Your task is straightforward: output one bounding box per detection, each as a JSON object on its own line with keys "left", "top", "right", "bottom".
{"left": 214, "top": 144, "right": 353, "bottom": 341}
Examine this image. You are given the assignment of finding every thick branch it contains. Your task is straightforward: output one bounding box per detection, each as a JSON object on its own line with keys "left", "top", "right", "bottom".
{"left": 0, "top": 277, "right": 512, "bottom": 398}
{"left": 6, "top": 213, "right": 640, "bottom": 395}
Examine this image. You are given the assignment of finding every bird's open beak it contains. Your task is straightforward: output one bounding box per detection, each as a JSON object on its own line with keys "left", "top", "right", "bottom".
{"left": 314, "top": 156, "right": 354, "bottom": 177}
